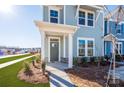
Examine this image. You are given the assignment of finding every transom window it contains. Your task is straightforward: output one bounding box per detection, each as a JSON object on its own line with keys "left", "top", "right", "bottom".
{"left": 87, "top": 13, "right": 94, "bottom": 26}
{"left": 50, "top": 10, "right": 59, "bottom": 23}
{"left": 78, "top": 11, "right": 85, "bottom": 25}
{"left": 78, "top": 38, "right": 94, "bottom": 56}
{"left": 78, "top": 10, "right": 94, "bottom": 27}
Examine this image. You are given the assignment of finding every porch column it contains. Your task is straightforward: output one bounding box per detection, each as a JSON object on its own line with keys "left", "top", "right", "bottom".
{"left": 63, "top": 35, "right": 66, "bottom": 58}
{"left": 68, "top": 33, "right": 73, "bottom": 68}
{"left": 40, "top": 31, "right": 45, "bottom": 61}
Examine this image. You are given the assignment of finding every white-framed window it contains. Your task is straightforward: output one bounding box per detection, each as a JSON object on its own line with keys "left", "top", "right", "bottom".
{"left": 78, "top": 40, "right": 85, "bottom": 56}
{"left": 49, "top": 9, "right": 59, "bottom": 23}
{"left": 87, "top": 13, "right": 94, "bottom": 27}
{"left": 78, "top": 9, "right": 95, "bottom": 27}
{"left": 116, "top": 42, "right": 122, "bottom": 55}
{"left": 78, "top": 11, "right": 86, "bottom": 25}
{"left": 77, "top": 38, "right": 95, "bottom": 57}
{"left": 87, "top": 40, "right": 94, "bottom": 56}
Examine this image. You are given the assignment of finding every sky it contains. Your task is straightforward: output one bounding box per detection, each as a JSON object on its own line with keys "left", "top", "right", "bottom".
{"left": 0, "top": 5, "right": 117, "bottom": 48}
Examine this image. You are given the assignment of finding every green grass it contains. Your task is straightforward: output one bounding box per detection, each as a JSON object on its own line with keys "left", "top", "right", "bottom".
{"left": 0, "top": 54, "right": 32, "bottom": 64}
{"left": 0, "top": 57, "right": 50, "bottom": 87}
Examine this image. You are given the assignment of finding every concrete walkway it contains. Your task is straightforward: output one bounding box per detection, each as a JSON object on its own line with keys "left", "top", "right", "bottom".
{"left": 0, "top": 53, "right": 29, "bottom": 59}
{"left": 46, "top": 62, "right": 75, "bottom": 87}
{"left": 112, "top": 66, "right": 124, "bottom": 81}
{"left": 0, "top": 55, "right": 36, "bottom": 69}
{"left": 110, "top": 62, "right": 124, "bottom": 81}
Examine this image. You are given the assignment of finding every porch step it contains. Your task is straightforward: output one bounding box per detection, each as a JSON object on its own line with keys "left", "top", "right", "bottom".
{"left": 50, "top": 76, "right": 67, "bottom": 87}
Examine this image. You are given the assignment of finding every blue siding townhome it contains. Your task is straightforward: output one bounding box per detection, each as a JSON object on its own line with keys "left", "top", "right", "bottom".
{"left": 35, "top": 5, "right": 104, "bottom": 68}
{"left": 104, "top": 7, "right": 124, "bottom": 56}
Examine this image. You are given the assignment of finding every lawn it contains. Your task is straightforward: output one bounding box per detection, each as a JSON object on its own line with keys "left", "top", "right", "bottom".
{"left": 0, "top": 57, "right": 50, "bottom": 87}
{"left": 0, "top": 54, "right": 32, "bottom": 64}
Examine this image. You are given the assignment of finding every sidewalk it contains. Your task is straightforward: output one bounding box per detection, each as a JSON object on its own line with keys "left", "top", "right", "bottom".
{"left": 0, "top": 55, "right": 35, "bottom": 69}
{"left": 0, "top": 53, "right": 29, "bottom": 59}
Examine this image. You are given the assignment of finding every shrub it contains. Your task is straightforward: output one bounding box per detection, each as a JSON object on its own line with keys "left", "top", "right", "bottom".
{"left": 23, "top": 62, "right": 33, "bottom": 76}
{"left": 73, "top": 57, "right": 78, "bottom": 66}
{"left": 115, "top": 55, "right": 123, "bottom": 62}
{"left": 104, "top": 55, "right": 111, "bottom": 62}
{"left": 90, "top": 57, "right": 95, "bottom": 62}
{"left": 42, "top": 61, "right": 46, "bottom": 75}
{"left": 100, "top": 56, "right": 109, "bottom": 66}
{"left": 81, "top": 57, "right": 88, "bottom": 67}
{"left": 36, "top": 56, "right": 41, "bottom": 63}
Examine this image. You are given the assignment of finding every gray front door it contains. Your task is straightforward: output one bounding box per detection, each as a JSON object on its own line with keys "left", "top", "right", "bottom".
{"left": 50, "top": 39, "right": 59, "bottom": 62}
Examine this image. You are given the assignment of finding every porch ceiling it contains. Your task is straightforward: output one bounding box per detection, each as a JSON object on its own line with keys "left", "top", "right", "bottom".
{"left": 34, "top": 21, "right": 78, "bottom": 34}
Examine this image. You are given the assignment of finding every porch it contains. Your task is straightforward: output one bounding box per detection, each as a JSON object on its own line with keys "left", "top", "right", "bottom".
{"left": 35, "top": 21, "right": 78, "bottom": 68}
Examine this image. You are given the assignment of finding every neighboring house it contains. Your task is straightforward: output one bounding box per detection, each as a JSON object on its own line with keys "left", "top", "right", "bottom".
{"left": 35, "top": 5, "right": 104, "bottom": 68}
{"left": 104, "top": 7, "right": 124, "bottom": 56}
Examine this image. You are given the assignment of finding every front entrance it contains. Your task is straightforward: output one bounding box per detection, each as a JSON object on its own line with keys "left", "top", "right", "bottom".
{"left": 49, "top": 37, "right": 60, "bottom": 62}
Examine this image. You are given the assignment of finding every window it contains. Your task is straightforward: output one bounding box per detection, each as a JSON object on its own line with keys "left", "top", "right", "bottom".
{"left": 115, "top": 23, "right": 121, "bottom": 34}
{"left": 79, "top": 40, "right": 85, "bottom": 56}
{"left": 78, "top": 11, "right": 85, "bottom": 25}
{"left": 87, "top": 40, "right": 94, "bottom": 56}
{"left": 50, "top": 10, "right": 59, "bottom": 23}
{"left": 78, "top": 38, "right": 94, "bottom": 56}
{"left": 87, "top": 13, "right": 94, "bottom": 26}
{"left": 78, "top": 10, "right": 94, "bottom": 27}
{"left": 116, "top": 42, "right": 122, "bottom": 55}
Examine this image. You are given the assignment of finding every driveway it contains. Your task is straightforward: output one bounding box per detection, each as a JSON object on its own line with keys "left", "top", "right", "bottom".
{"left": 46, "top": 62, "right": 75, "bottom": 87}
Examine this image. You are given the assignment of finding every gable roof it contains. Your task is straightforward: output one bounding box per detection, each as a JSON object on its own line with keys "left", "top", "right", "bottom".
{"left": 103, "top": 33, "right": 118, "bottom": 42}
{"left": 105, "top": 6, "right": 124, "bottom": 21}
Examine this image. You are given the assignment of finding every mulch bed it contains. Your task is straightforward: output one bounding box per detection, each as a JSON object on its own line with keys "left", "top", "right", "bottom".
{"left": 18, "top": 62, "right": 49, "bottom": 84}
{"left": 65, "top": 62, "right": 124, "bottom": 87}
{"left": 65, "top": 65, "right": 109, "bottom": 87}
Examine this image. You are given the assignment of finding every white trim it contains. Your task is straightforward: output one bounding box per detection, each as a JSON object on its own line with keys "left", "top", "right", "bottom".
{"left": 107, "top": 20, "right": 109, "bottom": 34}
{"left": 75, "top": 5, "right": 80, "bottom": 19}
{"left": 64, "top": 5, "right": 66, "bottom": 24}
{"left": 48, "top": 37, "right": 61, "bottom": 62}
{"left": 105, "top": 42, "right": 107, "bottom": 55}
{"left": 77, "top": 37, "right": 95, "bottom": 57}
{"left": 63, "top": 35, "right": 66, "bottom": 57}
{"left": 40, "top": 31, "right": 45, "bottom": 60}
{"left": 48, "top": 6, "right": 60, "bottom": 24}
{"left": 118, "top": 39, "right": 124, "bottom": 41}
{"left": 102, "top": 11, "right": 104, "bottom": 56}
{"left": 87, "top": 5, "right": 103, "bottom": 10}
{"left": 77, "top": 8, "right": 95, "bottom": 28}
{"left": 95, "top": 10, "right": 100, "bottom": 22}
{"left": 116, "top": 42, "right": 123, "bottom": 55}
{"left": 68, "top": 34, "right": 73, "bottom": 68}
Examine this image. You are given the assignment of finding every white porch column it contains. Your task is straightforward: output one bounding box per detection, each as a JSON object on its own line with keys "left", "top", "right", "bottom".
{"left": 40, "top": 31, "right": 45, "bottom": 61}
{"left": 63, "top": 35, "right": 66, "bottom": 58}
{"left": 68, "top": 34, "right": 73, "bottom": 68}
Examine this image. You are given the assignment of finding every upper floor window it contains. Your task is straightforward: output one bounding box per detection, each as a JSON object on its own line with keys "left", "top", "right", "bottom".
{"left": 78, "top": 10, "right": 94, "bottom": 27}
{"left": 78, "top": 11, "right": 85, "bottom": 25}
{"left": 87, "top": 13, "right": 94, "bottom": 27}
{"left": 115, "top": 23, "right": 121, "bottom": 34}
{"left": 50, "top": 10, "right": 59, "bottom": 23}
